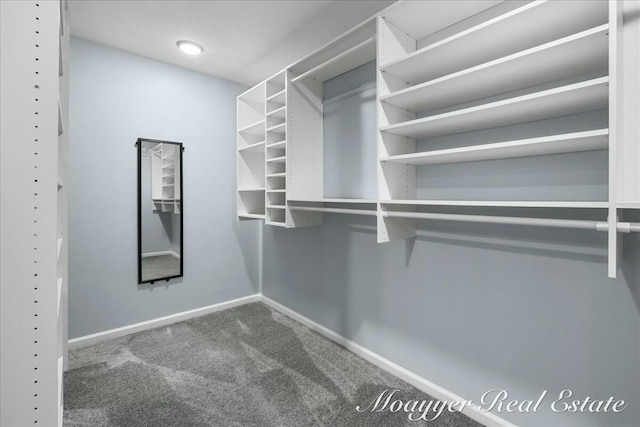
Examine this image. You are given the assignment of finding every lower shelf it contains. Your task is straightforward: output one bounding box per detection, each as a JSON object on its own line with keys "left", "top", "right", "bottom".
{"left": 239, "top": 213, "right": 265, "bottom": 220}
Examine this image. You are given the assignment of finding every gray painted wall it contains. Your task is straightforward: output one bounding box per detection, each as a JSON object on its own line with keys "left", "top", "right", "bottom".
{"left": 69, "top": 38, "right": 259, "bottom": 338}
{"left": 263, "top": 45, "right": 640, "bottom": 427}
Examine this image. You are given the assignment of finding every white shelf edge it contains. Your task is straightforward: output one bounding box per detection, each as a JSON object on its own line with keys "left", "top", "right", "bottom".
{"left": 266, "top": 221, "right": 288, "bottom": 228}
{"left": 267, "top": 172, "right": 286, "bottom": 178}
{"left": 239, "top": 213, "right": 265, "bottom": 220}
{"left": 291, "top": 36, "right": 376, "bottom": 83}
{"left": 618, "top": 202, "right": 640, "bottom": 209}
{"left": 380, "top": 129, "right": 609, "bottom": 166}
{"left": 380, "top": 200, "right": 609, "bottom": 208}
{"left": 267, "top": 189, "right": 286, "bottom": 193}
{"left": 266, "top": 105, "right": 286, "bottom": 117}
{"left": 238, "top": 119, "right": 266, "bottom": 134}
{"left": 267, "top": 205, "right": 286, "bottom": 209}
{"left": 267, "top": 140, "right": 286, "bottom": 149}
{"left": 266, "top": 89, "right": 286, "bottom": 102}
{"left": 237, "top": 141, "right": 266, "bottom": 152}
{"left": 266, "top": 123, "right": 286, "bottom": 133}
{"left": 237, "top": 188, "right": 266, "bottom": 192}
{"left": 266, "top": 156, "right": 286, "bottom": 163}
{"left": 289, "top": 198, "right": 377, "bottom": 204}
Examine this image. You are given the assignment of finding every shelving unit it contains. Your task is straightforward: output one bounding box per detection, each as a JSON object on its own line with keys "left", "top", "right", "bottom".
{"left": 236, "top": 0, "right": 639, "bottom": 278}
{"left": 150, "top": 143, "right": 181, "bottom": 214}
{"left": 237, "top": 82, "right": 266, "bottom": 220}
{"left": 1, "top": 1, "right": 70, "bottom": 425}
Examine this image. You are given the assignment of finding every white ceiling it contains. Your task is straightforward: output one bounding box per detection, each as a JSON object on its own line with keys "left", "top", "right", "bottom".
{"left": 70, "top": 0, "right": 395, "bottom": 86}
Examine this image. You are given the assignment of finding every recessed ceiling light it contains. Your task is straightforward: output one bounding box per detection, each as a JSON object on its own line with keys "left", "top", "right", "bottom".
{"left": 177, "top": 40, "right": 203, "bottom": 56}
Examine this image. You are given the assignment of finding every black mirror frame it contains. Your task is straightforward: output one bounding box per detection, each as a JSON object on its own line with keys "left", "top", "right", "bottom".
{"left": 136, "top": 137, "right": 184, "bottom": 285}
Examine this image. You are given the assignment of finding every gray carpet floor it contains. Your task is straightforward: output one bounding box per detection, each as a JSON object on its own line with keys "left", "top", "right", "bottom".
{"left": 141, "top": 254, "right": 180, "bottom": 281}
{"left": 64, "top": 302, "right": 481, "bottom": 427}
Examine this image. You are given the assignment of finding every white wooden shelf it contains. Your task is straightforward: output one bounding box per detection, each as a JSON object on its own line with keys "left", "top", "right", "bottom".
{"left": 381, "top": 25, "right": 608, "bottom": 112}
{"left": 380, "top": 200, "right": 609, "bottom": 209}
{"left": 618, "top": 202, "right": 640, "bottom": 209}
{"left": 267, "top": 222, "right": 288, "bottom": 228}
{"left": 267, "top": 205, "right": 286, "bottom": 209}
{"left": 267, "top": 189, "right": 286, "bottom": 193}
{"left": 239, "top": 213, "right": 265, "bottom": 220}
{"left": 380, "top": 129, "right": 608, "bottom": 166}
{"left": 266, "top": 89, "right": 286, "bottom": 103}
{"left": 267, "top": 156, "right": 286, "bottom": 163}
{"left": 57, "top": 237, "right": 63, "bottom": 260}
{"left": 267, "top": 140, "right": 286, "bottom": 149}
{"left": 238, "top": 119, "right": 266, "bottom": 136}
{"left": 266, "top": 123, "right": 286, "bottom": 133}
{"left": 267, "top": 105, "right": 286, "bottom": 120}
{"left": 292, "top": 37, "right": 376, "bottom": 83}
{"left": 380, "top": 1, "right": 608, "bottom": 83}
{"left": 289, "top": 198, "right": 377, "bottom": 204}
{"left": 238, "top": 188, "right": 266, "bottom": 192}
{"left": 238, "top": 141, "right": 266, "bottom": 153}
{"left": 380, "top": 77, "right": 608, "bottom": 139}
{"left": 266, "top": 172, "right": 286, "bottom": 178}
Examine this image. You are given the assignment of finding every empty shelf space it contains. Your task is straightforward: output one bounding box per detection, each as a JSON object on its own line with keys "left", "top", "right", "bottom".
{"left": 380, "top": 77, "right": 609, "bottom": 139}
{"left": 239, "top": 213, "right": 265, "bottom": 220}
{"left": 267, "top": 156, "right": 286, "bottom": 163}
{"left": 380, "top": 200, "right": 609, "bottom": 209}
{"left": 381, "top": 25, "right": 609, "bottom": 112}
{"left": 266, "top": 106, "right": 286, "bottom": 120}
{"left": 380, "top": 1, "right": 608, "bottom": 84}
{"left": 380, "top": 129, "right": 609, "bottom": 165}
{"left": 266, "top": 123, "right": 286, "bottom": 133}
{"left": 289, "top": 198, "right": 377, "bottom": 204}
{"left": 238, "top": 188, "right": 266, "bottom": 192}
{"left": 238, "top": 120, "right": 266, "bottom": 136}
{"left": 238, "top": 141, "right": 266, "bottom": 153}
{"left": 292, "top": 37, "right": 376, "bottom": 83}
{"left": 267, "top": 140, "right": 286, "bottom": 149}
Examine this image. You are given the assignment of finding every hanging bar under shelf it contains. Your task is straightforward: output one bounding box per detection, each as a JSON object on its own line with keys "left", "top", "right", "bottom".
{"left": 382, "top": 210, "right": 609, "bottom": 231}
{"left": 290, "top": 206, "right": 377, "bottom": 216}
{"left": 617, "top": 222, "right": 640, "bottom": 233}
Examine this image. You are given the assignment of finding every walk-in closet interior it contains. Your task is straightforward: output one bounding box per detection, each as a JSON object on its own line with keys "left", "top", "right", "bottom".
{"left": 1, "top": 1, "right": 639, "bottom": 426}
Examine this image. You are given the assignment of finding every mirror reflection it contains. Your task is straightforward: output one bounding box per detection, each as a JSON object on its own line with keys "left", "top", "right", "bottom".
{"left": 138, "top": 138, "right": 183, "bottom": 283}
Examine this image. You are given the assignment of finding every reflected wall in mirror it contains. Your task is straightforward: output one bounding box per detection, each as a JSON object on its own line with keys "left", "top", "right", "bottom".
{"left": 137, "top": 138, "right": 183, "bottom": 284}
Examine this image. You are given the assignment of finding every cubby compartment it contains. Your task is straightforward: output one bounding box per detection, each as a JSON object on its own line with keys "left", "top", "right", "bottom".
{"left": 237, "top": 151, "right": 265, "bottom": 191}
{"left": 238, "top": 190, "right": 265, "bottom": 219}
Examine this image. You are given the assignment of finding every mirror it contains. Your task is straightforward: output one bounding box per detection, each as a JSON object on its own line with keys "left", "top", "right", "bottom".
{"left": 137, "top": 138, "right": 183, "bottom": 284}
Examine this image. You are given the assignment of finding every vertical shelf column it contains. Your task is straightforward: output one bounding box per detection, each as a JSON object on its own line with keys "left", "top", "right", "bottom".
{"left": 376, "top": 15, "right": 417, "bottom": 242}
{"left": 287, "top": 69, "right": 323, "bottom": 228}
{"left": 265, "top": 71, "right": 289, "bottom": 227}
{"left": 1, "top": 1, "right": 66, "bottom": 425}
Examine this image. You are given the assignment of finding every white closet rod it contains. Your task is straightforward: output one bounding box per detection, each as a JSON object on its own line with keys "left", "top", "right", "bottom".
{"left": 617, "top": 222, "right": 640, "bottom": 233}
{"left": 290, "top": 206, "right": 377, "bottom": 216}
{"left": 382, "top": 211, "right": 609, "bottom": 231}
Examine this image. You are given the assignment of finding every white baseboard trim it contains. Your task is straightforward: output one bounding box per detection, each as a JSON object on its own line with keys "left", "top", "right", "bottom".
{"left": 68, "top": 294, "right": 261, "bottom": 349}
{"left": 141, "top": 250, "right": 180, "bottom": 259}
{"left": 261, "top": 296, "right": 516, "bottom": 427}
